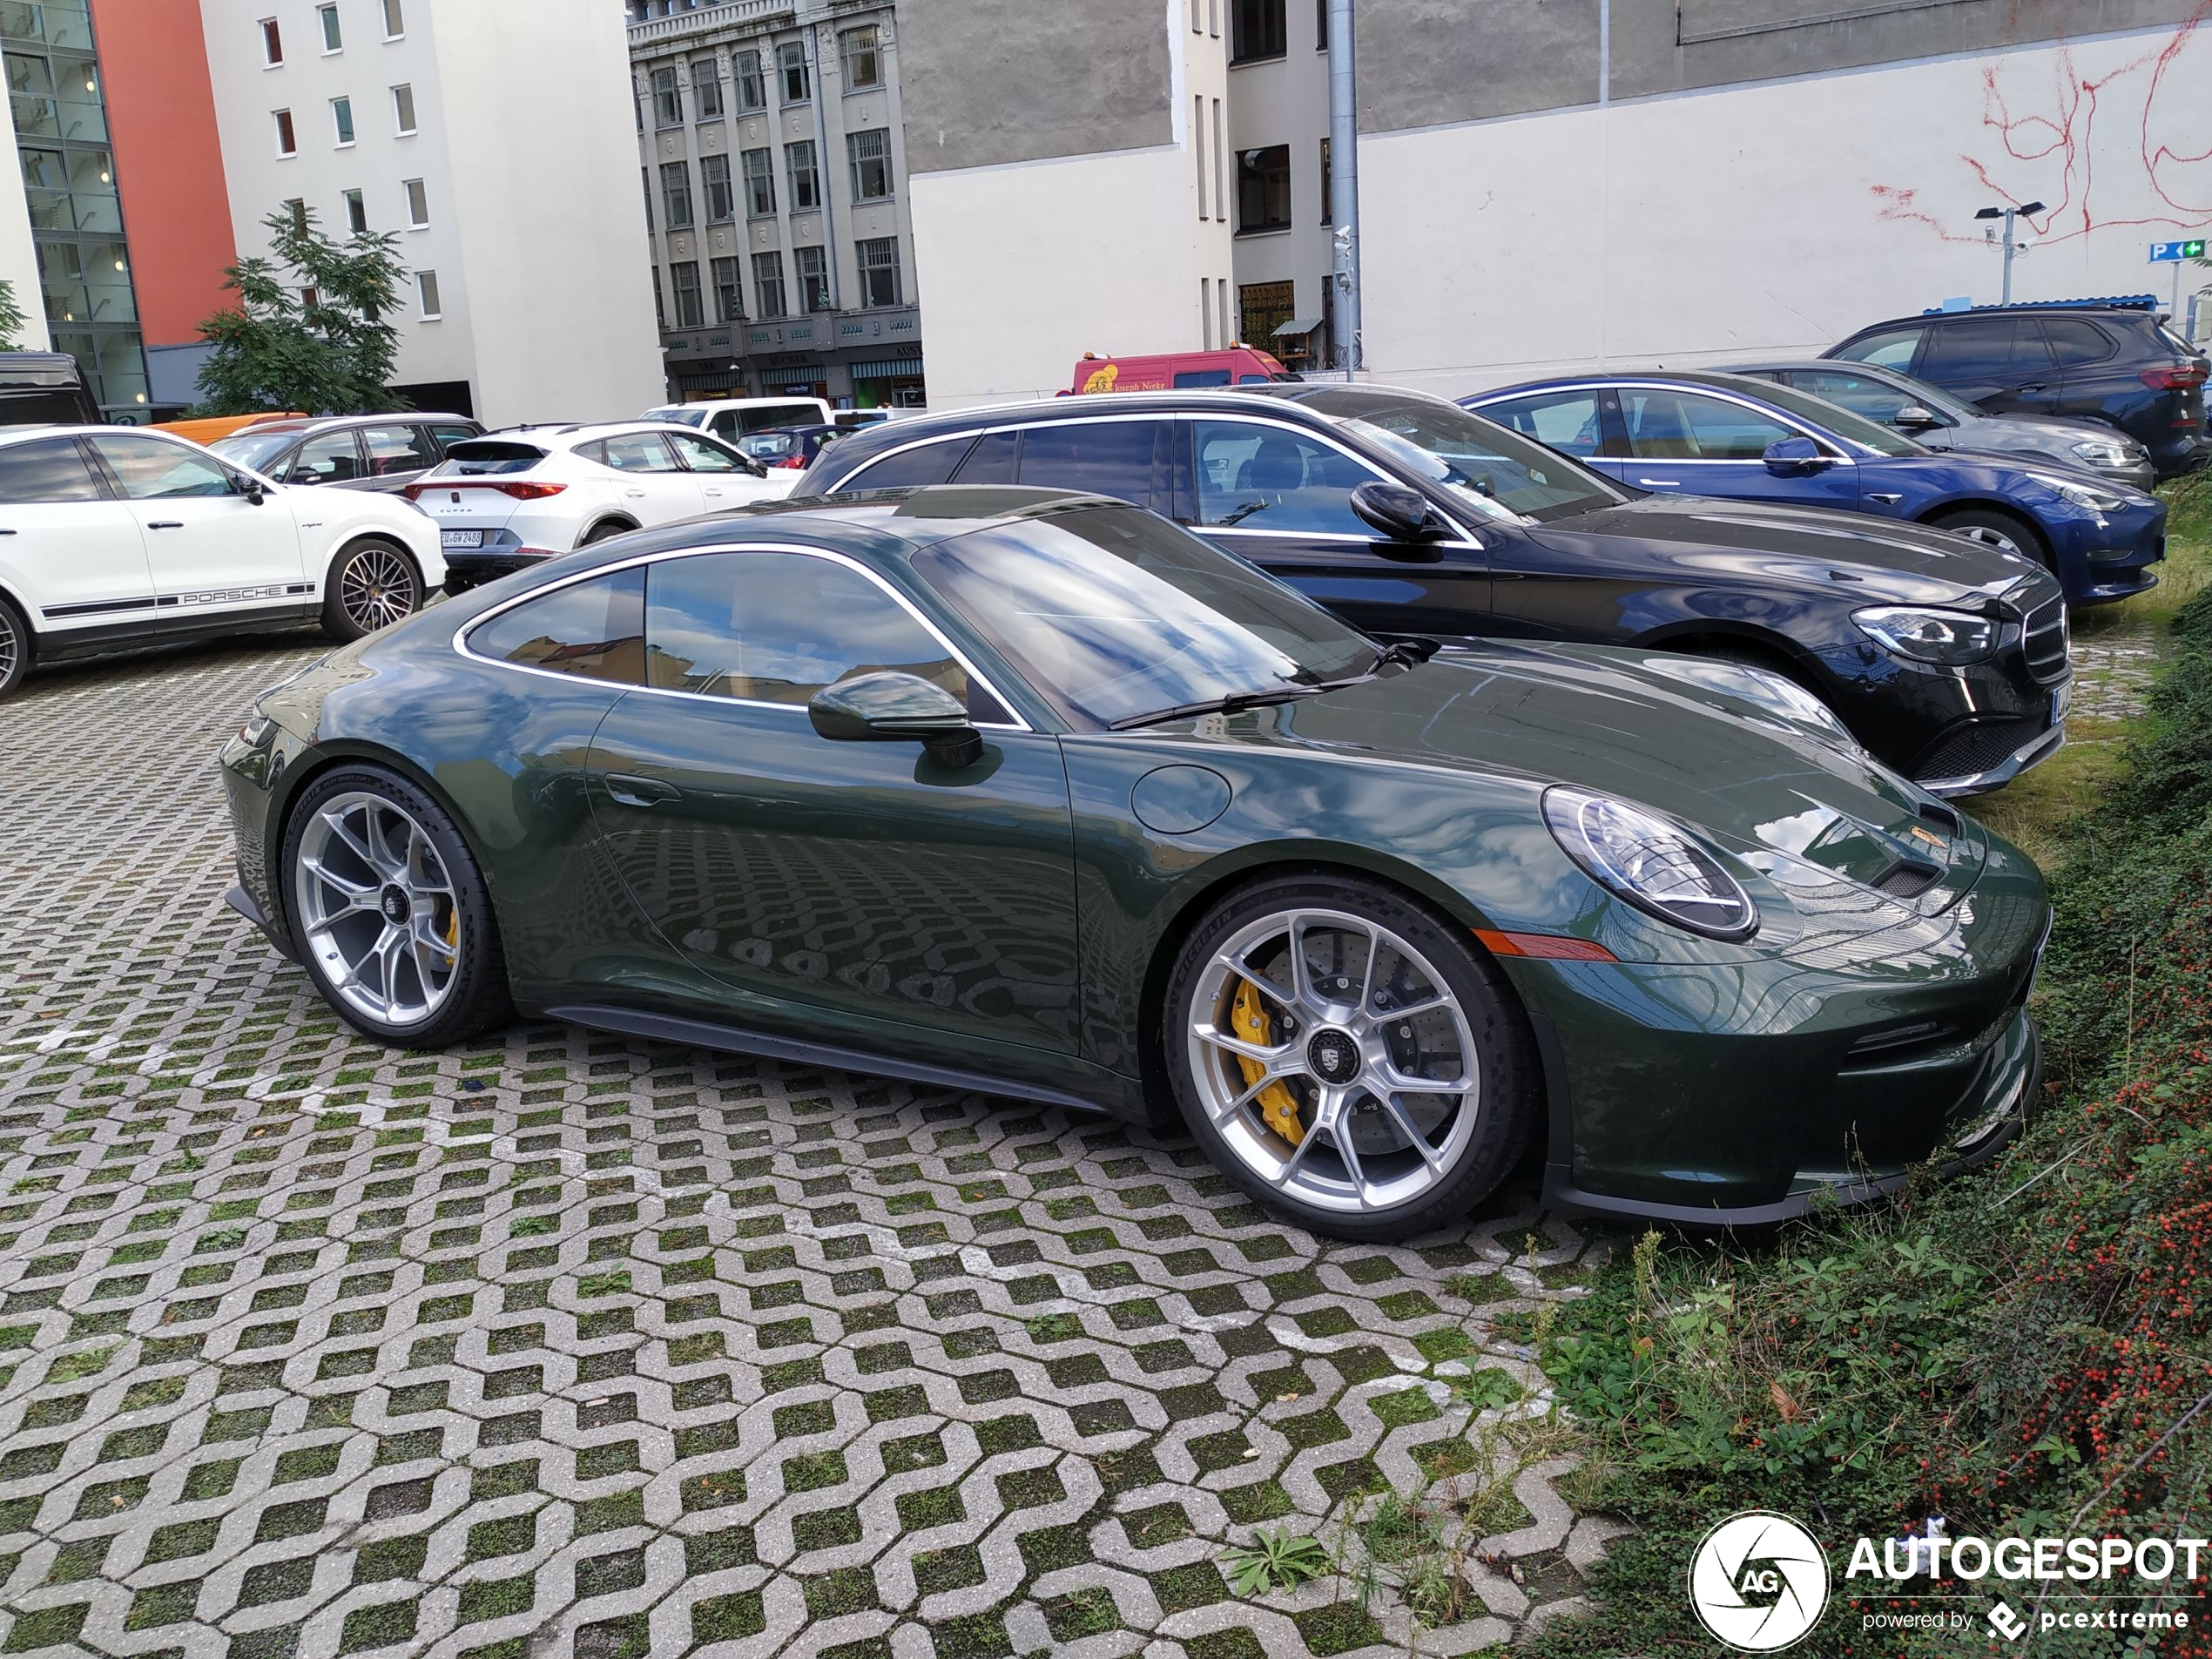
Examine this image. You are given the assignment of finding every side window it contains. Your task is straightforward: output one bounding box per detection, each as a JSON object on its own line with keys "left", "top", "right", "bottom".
{"left": 85, "top": 434, "right": 236, "bottom": 498}
{"left": 597, "top": 432, "right": 680, "bottom": 473}
{"left": 1174, "top": 368, "right": 1231, "bottom": 388}
{"left": 361, "top": 424, "right": 438, "bottom": 475}
{"left": 289, "top": 430, "right": 366, "bottom": 484}
{"left": 665, "top": 431, "right": 744, "bottom": 473}
{"left": 468, "top": 568, "right": 646, "bottom": 684}
{"left": 841, "top": 436, "right": 972, "bottom": 491}
{"left": 1789, "top": 370, "right": 1912, "bottom": 423}
{"left": 1481, "top": 391, "right": 1608, "bottom": 457}
{"left": 644, "top": 550, "right": 974, "bottom": 710}
{"left": 1014, "top": 421, "right": 1164, "bottom": 508}
{"left": 0, "top": 436, "right": 107, "bottom": 502}
{"left": 1191, "top": 420, "right": 1384, "bottom": 535}
{"left": 949, "top": 430, "right": 1018, "bottom": 484}
{"left": 1619, "top": 391, "right": 1792, "bottom": 461}
{"left": 1920, "top": 318, "right": 2020, "bottom": 383}
{"left": 428, "top": 422, "right": 480, "bottom": 451}
{"left": 2041, "top": 318, "right": 2114, "bottom": 367}
{"left": 1833, "top": 326, "right": 1924, "bottom": 371}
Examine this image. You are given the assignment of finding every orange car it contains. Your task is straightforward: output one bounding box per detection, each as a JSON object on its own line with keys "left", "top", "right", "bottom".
{"left": 1069, "top": 347, "right": 1293, "bottom": 395}
{"left": 153, "top": 411, "right": 308, "bottom": 446}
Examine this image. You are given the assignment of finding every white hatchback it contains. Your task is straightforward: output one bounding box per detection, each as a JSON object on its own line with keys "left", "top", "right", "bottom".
{"left": 0, "top": 424, "right": 445, "bottom": 701}
{"left": 408, "top": 422, "right": 793, "bottom": 593}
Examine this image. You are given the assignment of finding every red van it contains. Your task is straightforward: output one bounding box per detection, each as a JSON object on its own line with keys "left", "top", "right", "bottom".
{"left": 1069, "top": 347, "right": 1295, "bottom": 395}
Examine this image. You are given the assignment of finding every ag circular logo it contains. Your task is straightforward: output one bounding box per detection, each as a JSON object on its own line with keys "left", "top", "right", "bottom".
{"left": 1688, "top": 1511, "right": 1830, "bottom": 1651}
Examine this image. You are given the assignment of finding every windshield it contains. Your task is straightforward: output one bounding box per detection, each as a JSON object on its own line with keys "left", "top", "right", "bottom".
{"left": 1332, "top": 397, "right": 1630, "bottom": 523}
{"left": 645, "top": 407, "right": 708, "bottom": 427}
{"left": 739, "top": 431, "right": 800, "bottom": 459}
{"left": 208, "top": 429, "right": 300, "bottom": 470}
{"left": 910, "top": 504, "right": 1378, "bottom": 729}
{"left": 1730, "top": 379, "right": 1925, "bottom": 456}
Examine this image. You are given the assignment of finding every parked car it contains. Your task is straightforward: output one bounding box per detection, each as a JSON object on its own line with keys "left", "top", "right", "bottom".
{"left": 802, "top": 386, "right": 2072, "bottom": 796}
{"left": 833, "top": 408, "right": 908, "bottom": 429}
{"left": 1069, "top": 347, "right": 1296, "bottom": 395}
{"left": 219, "top": 485, "right": 2048, "bottom": 1237}
{"left": 408, "top": 422, "right": 788, "bottom": 592}
{"left": 0, "top": 424, "right": 445, "bottom": 700}
{"left": 0, "top": 351, "right": 100, "bottom": 426}
{"left": 1824, "top": 300, "right": 2209, "bottom": 480}
{"left": 209, "top": 413, "right": 485, "bottom": 494}
{"left": 643, "top": 396, "right": 837, "bottom": 441}
{"left": 738, "top": 423, "right": 845, "bottom": 472}
{"left": 1467, "top": 370, "right": 2166, "bottom": 606}
{"left": 156, "top": 411, "right": 309, "bottom": 446}
{"left": 1732, "top": 359, "right": 2156, "bottom": 492}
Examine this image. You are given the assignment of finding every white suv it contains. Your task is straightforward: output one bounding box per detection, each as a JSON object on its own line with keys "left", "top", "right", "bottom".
{"left": 643, "top": 397, "right": 836, "bottom": 441}
{"left": 406, "top": 422, "right": 792, "bottom": 592}
{"left": 0, "top": 424, "right": 445, "bottom": 701}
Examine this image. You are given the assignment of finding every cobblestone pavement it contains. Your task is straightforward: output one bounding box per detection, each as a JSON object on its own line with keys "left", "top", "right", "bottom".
{"left": 0, "top": 640, "right": 1614, "bottom": 1659}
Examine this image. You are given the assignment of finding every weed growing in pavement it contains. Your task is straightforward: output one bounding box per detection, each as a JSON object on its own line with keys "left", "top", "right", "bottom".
{"left": 1222, "top": 1525, "right": 1331, "bottom": 1595}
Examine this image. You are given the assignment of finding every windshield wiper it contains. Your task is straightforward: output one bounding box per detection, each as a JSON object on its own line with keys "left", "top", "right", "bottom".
{"left": 1108, "top": 684, "right": 1329, "bottom": 731}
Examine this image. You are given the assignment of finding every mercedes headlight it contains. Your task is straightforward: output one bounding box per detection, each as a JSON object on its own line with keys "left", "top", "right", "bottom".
{"left": 1852, "top": 605, "right": 1996, "bottom": 664}
{"left": 1542, "top": 786, "right": 1758, "bottom": 941}
{"left": 2067, "top": 437, "right": 2136, "bottom": 469}
{"left": 2021, "top": 469, "right": 2126, "bottom": 513}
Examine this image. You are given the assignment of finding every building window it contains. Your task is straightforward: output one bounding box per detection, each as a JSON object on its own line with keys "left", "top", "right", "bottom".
{"left": 1316, "top": 0, "right": 1327, "bottom": 49}
{"left": 711, "top": 255, "right": 742, "bottom": 322}
{"left": 1318, "top": 136, "right": 1331, "bottom": 223}
{"left": 651, "top": 64, "right": 682, "bottom": 127}
{"left": 260, "top": 17, "right": 282, "bottom": 64}
{"left": 1239, "top": 279, "right": 1295, "bottom": 347}
{"left": 741, "top": 147, "right": 774, "bottom": 217}
{"left": 344, "top": 188, "right": 367, "bottom": 233}
{"left": 856, "top": 236, "right": 900, "bottom": 307}
{"left": 319, "top": 3, "right": 341, "bottom": 51}
{"left": 1236, "top": 144, "right": 1291, "bottom": 234}
{"left": 1194, "top": 96, "right": 1206, "bottom": 219}
{"left": 1201, "top": 277, "right": 1213, "bottom": 350}
{"left": 651, "top": 266, "right": 664, "bottom": 329}
{"left": 659, "top": 160, "right": 693, "bottom": 229}
{"left": 846, "top": 129, "right": 892, "bottom": 201}
{"left": 794, "top": 245, "right": 829, "bottom": 312}
{"left": 777, "top": 40, "right": 808, "bottom": 104}
{"left": 671, "top": 260, "right": 704, "bottom": 327}
{"left": 392, "top": 84, "right": 416, "bottom": 133}
{"left": 1231, "top": 0, "right": 1286, "bottom": 62}
{"left": 404, "top": 178, "right": 428, "bottom": 227}
{"left": 641, "top": 166, "right": 653, "bottom": 232}
{"left": 284, "top": 197, "right": 307, "bottom": 232}
{"left": 732, "top": 49, "right": 765, "bottom": 111}
{"left": 786, "top": 140, "right": 819, "bottom": 212}
{"left": 839, "top": 25, "right": 881, "bottom": 90}
{"left": 332, "top": 97, "right": 354, "bottom": 145}
{"left": 383, "top": 0, "right": 405, "bottom": 39}
{"left": 417, "top": 270, "right": 441, "bottom": 319}
{"left": 752, "top": 250, "right": 786, "bottom": 319}
{"left": 692, "top": 57, "right": 723, "bottom": 118}
{"left": 700, "top": 152, "right": 733, "bottom": 222}
{"left": 273, "top": 109, "right": 296, "bottom": 156}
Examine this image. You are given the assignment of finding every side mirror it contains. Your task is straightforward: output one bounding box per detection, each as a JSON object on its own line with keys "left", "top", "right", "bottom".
{"left": 236, "top": 474, "right": 267, "bottom": 504}
{"left": 1349, "top": 481, "right": 1447, "bottom": 561}
{"left": 809, "top": 671, "right": 982, "bottom": 767}
{"left": 1891, "top": 405, "right": 1942, "bottom": 430}
{"left": 1762, "top": 436, "right": 1833, "bottom": 475}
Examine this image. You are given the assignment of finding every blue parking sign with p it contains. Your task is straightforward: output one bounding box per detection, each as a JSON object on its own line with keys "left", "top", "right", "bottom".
{"left": 2149, "top": 239, "right": 2207, "bottom": 261}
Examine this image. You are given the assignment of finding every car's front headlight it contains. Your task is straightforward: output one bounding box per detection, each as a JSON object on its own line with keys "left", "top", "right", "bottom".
{"left": 1632, "top": 656, "right": 1858, "bottom": 749}
{"left": 239, "top": 708, "right": 276, "bottom": 745}
{"left": 1852, "top": 605, "right": 1997, "bottom": 664}
{"left": 1541, "top": 786, "right": 1758, "bottom": 941}
{"left": 2067, "top": 436, "right": 2139, "bottom": 469}
{"left": 2020, "top": 469, "right": 2127, "bottom": 513}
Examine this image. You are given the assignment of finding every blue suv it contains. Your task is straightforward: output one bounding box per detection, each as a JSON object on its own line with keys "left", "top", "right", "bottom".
{"left": 1467, "top": 370, "right": 2167, "bottom": 605}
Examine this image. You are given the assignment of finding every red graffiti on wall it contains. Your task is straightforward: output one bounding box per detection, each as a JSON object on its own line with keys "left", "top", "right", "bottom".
{"left": 1871, "top": 2, "right": 2212, "bottom": 245}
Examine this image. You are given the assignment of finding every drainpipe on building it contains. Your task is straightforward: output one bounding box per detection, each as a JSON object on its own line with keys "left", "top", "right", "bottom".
{"left": 1326, "top": 0, "right": 1359, "bottom": 375}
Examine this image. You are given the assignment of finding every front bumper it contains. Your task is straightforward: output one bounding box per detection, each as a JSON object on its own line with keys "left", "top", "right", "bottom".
{"left": 2047, "top": 496, "right": 2166, "bottom": 605}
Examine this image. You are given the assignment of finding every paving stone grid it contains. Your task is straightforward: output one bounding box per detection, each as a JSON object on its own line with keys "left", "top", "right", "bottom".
{"left": 0, "top": 638, "right": 1613, "bottom": 1659}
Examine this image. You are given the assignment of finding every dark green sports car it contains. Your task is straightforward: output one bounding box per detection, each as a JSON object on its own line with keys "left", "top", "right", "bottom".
{"left": 219, "top": 487, "right": 2048, "bottom": 1240}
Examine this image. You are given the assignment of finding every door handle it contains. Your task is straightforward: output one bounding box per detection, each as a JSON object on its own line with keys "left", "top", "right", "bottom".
{"left": 604, "top": 773, "right": 681, "bottom": 807}
{"left": 1635, "top": 478, "right": 1681, "bottom": 488}
{"left": 147, "top": 520, "right": 184, "bottom": 529}
{"left": 624, "top": 488, "right": 647, "bottom": 499}
{"left": 2014, "top": 382, "right": 2047, "bottom": 393}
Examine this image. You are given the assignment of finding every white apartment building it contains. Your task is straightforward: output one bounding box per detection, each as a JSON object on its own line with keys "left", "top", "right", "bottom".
{"left": 627, "top": 0, "right": 927, "bottom": 409}
{"left": 198, "top": 0, "right": 664, "bottom": 426}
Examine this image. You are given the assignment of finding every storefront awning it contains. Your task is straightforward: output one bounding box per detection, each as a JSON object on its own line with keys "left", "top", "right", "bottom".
{"left": 1272, "top": 317, "right": 1324, "bottom": 338}
{"left": 851, "top": 357, "right": 926, "bottom": 380}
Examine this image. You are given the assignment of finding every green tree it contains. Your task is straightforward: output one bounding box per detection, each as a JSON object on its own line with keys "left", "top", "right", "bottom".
{"left": 0, "top": 277, "right": 29, "bottom": 353}
{"left": 194, "top": 206, "right": 408, "bottom": 415}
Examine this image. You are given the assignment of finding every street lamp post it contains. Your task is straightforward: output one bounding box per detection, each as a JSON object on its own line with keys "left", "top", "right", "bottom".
{"left": 1326, "top": 0, "right": 1359, "bottom": 374}
{"left": 1973, "top": 200, "right": 2045, "bottom": 306}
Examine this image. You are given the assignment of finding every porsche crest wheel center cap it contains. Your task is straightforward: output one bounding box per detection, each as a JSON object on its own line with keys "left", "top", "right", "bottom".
{"left": 379, "top": 885, "right": 411, "bottom": 925}
{"left": 1307, "top": 1028, "right": 1359, "bottom": 1084}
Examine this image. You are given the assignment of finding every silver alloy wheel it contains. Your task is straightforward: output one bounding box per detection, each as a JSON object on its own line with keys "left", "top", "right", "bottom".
{"left": 0, "top": 605, "right": 17, "bottom": 685}
{"left": 1186, "top": 906, "right": 1480, "bottom": 1215}
{"left": 1951, "top": 523, "right": 2027, "bottom": 557}
{"left": 293, "top": 791, "right": 460, "bottom": 1027}
{"left": 339, "top": 543, "right": 418, "bottom": 632}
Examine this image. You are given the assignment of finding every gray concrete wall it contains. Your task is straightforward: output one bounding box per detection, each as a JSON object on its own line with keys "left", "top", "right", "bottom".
{"left": 900, "top": 0, "right": 1172, "bottom": 172}
{"left": 1358, "top": 0, "right": 2204, "bottom": 133}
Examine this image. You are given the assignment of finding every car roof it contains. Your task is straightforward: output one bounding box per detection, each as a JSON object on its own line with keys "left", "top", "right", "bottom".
{"left": 471, "top": 421, "right": 721, "bottom": 449}
{"left": 1472, "top": 368, "right": 1797, "bottom": 401}
{"left": 213, "top": 412, "right": 475, "bottom": 438}
{"left": 1839, "top": 303, "right": 2161, "bottom": 340}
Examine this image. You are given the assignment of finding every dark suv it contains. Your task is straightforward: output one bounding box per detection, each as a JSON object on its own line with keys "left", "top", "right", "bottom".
{"left": 799, "top": 385, "right": 2074, "bottom": 797}
{"left": 1825, "top": 300, "right": 2208, "bottom": 480}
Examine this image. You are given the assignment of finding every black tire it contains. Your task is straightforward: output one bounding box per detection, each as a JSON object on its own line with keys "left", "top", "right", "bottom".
{"left": 0, "top": 592, "right": 30, "bottom": 701}
{"left": 580, "top": 520, "right": 635, "bottom": 546}
{"left": 1927, "top": 507, "right": 2050, "bottom": 570}
{"left": 321, "top": 536, "right": 424, "bottom": 641}
{"left": 1162, "top": 872, "right": 1538, "bottom": 1242}
{"left": 280, "top": 765, "right": 513, "bottom": 1049}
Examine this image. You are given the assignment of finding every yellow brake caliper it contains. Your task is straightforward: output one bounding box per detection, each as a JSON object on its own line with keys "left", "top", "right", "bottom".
{"left": 1231, "top": 980, "right": 1305, "bottom": 1145}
